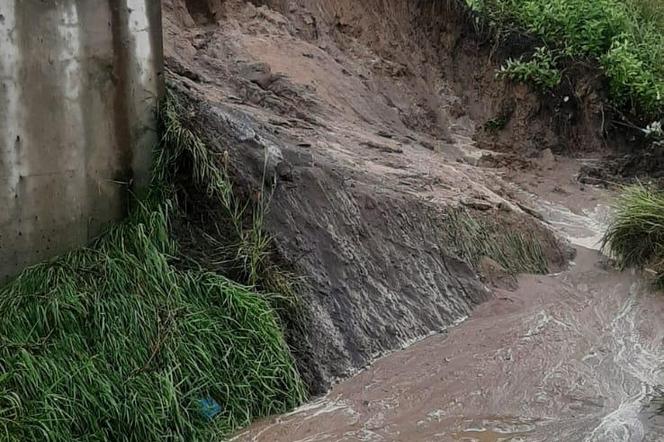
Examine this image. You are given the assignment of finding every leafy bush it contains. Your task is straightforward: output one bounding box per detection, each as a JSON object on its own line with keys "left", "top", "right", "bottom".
{"left": 467, "top": 0, "right": 664, "bottom": 115}
{"left": 497, "top": 47, "right": 562, "bottom": 90}
{"left": 602, "top": 35, "right": 664, "bottom": 111}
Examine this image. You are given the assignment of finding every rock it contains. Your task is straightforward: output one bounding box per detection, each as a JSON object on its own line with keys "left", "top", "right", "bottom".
{"left": 241, "top": 62, "right": 277, "bottom": 90}
{"left": 420, "top": 140, "right": 435, "bottom": 151}
{"left": 361, "top": 140, "right": 403, "bottom": 154}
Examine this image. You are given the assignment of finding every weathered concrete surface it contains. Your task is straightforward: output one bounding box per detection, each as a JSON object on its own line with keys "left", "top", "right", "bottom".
{"left": 0, "top": 0, "right": 163, "bottom": 280}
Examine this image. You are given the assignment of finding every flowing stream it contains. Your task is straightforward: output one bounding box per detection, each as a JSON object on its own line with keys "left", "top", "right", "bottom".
{"left": 234, "top": 187, "right": 664, "bottom": 442}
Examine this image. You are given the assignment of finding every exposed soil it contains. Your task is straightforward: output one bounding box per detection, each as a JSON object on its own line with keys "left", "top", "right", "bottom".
{"left": 162, "top": 1, "right": 664, "bottom": 437}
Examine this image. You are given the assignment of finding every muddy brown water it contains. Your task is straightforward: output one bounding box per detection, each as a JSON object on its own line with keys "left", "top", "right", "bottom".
{"left": 233, "top": 190, "right": 664, "bottom": 442}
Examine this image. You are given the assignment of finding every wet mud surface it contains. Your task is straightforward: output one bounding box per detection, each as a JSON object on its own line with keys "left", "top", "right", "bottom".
{"left": 235, "top": 187, "right": 664, "bottom": 441}
{"left": 236, "top": 255, "right": 664, "bottom": 442}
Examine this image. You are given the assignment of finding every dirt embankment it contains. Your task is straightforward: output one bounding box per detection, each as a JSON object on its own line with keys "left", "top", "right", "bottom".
{"left": 159, "top": 0, "right": 607, "bottom": 394}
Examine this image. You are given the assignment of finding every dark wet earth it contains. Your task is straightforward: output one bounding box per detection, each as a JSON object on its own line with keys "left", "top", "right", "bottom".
{"left": 234, "top": 191, "right": 664, "bottom": 442}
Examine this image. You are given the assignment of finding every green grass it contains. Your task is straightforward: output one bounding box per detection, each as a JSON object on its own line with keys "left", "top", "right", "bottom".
{"left": 467, "top": 0, "right": 664, "bottom": 116}
{"left": 602, "top": 183, "right": 664, "bottom": 287}
{"left": 632, "top": 0, "right": 664, "bottom": 28}
{"left": 158, "top": 88, "right": 303, "bottom": 330}
{"left": 0, "top": 89, "right": 306, "bottom": 441}
{"left": 443, "top": 208, "right": 550, "bottom": 275}
{"left": 158, "top": 89, "right": 298, "bottom": 296}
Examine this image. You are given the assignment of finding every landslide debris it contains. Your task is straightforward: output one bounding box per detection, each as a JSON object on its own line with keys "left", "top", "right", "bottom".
{"left": 164, "top": 0, "right": 569, "bottom": 394}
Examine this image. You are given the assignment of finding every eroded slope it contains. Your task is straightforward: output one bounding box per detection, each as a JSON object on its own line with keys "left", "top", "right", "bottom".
{"left": 163, "top": 0, "right": 568, "bottom": 393}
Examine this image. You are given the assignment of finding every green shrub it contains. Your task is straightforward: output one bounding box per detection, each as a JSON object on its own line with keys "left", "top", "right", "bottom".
{"left": 602, "top": 184, "right": 664, "bottom": 287}
{"left": 602, "top": 36, "right": 664, "bottom": 111}
{"left": 468, "top": 0, "right": 664, "bottom": 115}
{"left": 632, "top": 0, "right": 664, "bottom": 28}
{"left": 497, "top": 47, "right": 562, "bottom": 90}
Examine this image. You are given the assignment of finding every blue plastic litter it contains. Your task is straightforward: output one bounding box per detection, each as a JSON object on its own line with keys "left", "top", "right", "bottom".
{"left": 198, "top": 397, "right": 222, "bottom": 421}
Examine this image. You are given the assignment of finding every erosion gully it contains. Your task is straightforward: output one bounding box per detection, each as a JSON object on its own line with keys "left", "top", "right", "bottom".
{"left": 234, "top": 159, "right": 664, "bottom": 442}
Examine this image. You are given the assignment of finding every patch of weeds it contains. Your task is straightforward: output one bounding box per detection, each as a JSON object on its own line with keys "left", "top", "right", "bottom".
{"left": 466, "top": 0, "right": 664, "bottom": 115}
{"left": 632, "top": 0, "right": 664, "bottom": 28}
{"left": 442, "top": 207, "right": 549, "bottom": 275}
{"left": 602, "top": 183, "right": 664, "bottom": 287}
{"left": 0, "top": 87, "right": 306, "bottom": 441}
{"left": 497, "top": 47, "right": 562, "bottom": 90}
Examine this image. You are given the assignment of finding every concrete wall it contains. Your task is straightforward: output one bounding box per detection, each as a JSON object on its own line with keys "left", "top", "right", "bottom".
{"left": 0, "top": 0, "right": 164, "bottom": 281}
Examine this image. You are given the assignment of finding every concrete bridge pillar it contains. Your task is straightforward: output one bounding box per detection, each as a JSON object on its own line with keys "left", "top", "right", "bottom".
{"left": 0, "top": 0, "right": 164, "bottom": 281}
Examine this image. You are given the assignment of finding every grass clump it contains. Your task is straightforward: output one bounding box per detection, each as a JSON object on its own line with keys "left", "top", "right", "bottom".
{"left": 158, "top": 89, "right": 298, "bottom": 303}
{"left": 602, "top": 183, "right": 664, "bottom": 287}
{"left": 443, "top": 208, "right": 549, "bottom": 275}
{"left": 466, "top": 0, "right": 664, "bottom": 115}
{"left": 0, "top": 89, "right": 306, "bottom": 441}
